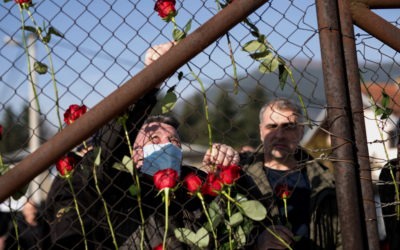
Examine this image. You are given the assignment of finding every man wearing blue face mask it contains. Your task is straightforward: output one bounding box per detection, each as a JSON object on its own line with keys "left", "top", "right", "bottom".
{"left": 44, "top": 42, "right": 240, "bottom": 249}
{"left": 141, "top": 142, "right": 183, "bottom": 176}
{"left": 44, "top": 42, "right": 176, "bottom": 249}
{"left": 134, "top": 115, "right": 183, "bottom": 177}
{"left": 118, "top": 115, "right": 240, "bottom": 249}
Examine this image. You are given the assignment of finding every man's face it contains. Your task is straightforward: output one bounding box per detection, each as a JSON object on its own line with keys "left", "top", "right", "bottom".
{"left": 259, "top": 106, "right": 303, "bottom": 160}
{"left": 133, "top": 122, "right": 181, "bottom": 168}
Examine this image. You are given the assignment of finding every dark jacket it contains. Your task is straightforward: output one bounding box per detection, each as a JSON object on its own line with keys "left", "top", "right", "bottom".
{"left": 239, "top": 147, "right": 341, "bottom": 250}
{"left": 119, "top": 165, "right": 208, "bottom": 250}
{"left": 378, "top": 159, "right": 400, "bottom": 250}
{"left": 44, "top": 89, "right": 159, "bottom": 249}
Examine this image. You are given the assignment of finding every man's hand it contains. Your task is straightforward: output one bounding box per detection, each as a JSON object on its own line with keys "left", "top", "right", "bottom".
{"left": 22, "top": 201, "right": 38, "bottom": 226}
{"left": 202, "top": 143, "right": 240, "bottom": 167}
{"left": 144, "top": 41, "right": 176, "bottom": 66}
{"left": 256, "top": 225, "right": 294, "bottom": 249}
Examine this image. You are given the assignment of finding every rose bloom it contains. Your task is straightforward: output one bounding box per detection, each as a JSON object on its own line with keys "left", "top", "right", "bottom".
{"left": 275, "top": 184, "right": 292, "bottom": 199}
{"left": 184, "top": 173, "right": 202, "bottom": 194}
{"left": 153, "top": 168, "right": 178, "bottom": 191}
{"left": 14, "top": 0, "right": 31, "bottom": 4}
{"left": 153, "top": 244, "right": 163, "bottom": 250}
{"left": 64, "top": 104, "right": 87, "bottom": 125}
{"left": 154, "top": 0, "right": 176, "bottom": 19}
{"left": 219, "top": 164, "right": 241, "bottom": 185}
{"left": 56, "top": 156, "right": 76, "bottom": 177}
{"left": 201, "top": 173, "right": 223, "bottom": 197}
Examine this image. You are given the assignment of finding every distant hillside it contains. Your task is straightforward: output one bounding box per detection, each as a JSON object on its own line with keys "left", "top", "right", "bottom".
{"left": 169, "top": 61, "right": 399, "bottom": 121}
{"left": 161, "top": 60, "right": 399, "bottom": 147}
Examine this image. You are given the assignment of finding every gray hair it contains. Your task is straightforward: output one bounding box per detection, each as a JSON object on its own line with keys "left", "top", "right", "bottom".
{"left": 259, "top": 98, "right": 303, "bottom": 123}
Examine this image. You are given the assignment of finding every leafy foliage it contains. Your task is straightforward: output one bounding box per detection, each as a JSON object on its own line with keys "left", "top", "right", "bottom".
{"left": 373, "top": 91, "right": 393, "bottom": 119}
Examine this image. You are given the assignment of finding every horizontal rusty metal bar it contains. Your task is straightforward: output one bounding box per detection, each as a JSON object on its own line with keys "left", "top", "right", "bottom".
{"left": 354, "top": 0, "right": 400, "bottom": 9}
{"left": 351, "top": 2, "right": 400, "bottom": 52}
{"left": 0, "top": 0, "right": 269, "bottom": 203}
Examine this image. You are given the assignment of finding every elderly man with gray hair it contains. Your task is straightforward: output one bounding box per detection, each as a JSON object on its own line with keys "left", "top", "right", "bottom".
{"left": 204, "top": 98, "right": 341, "bottom": 249}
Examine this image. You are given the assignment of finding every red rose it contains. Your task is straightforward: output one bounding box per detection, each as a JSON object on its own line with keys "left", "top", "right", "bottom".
{"left": 219, "top": 164, "right": 241, "bottom": 185}
{"left": 153, "top": 168, "right": 178, "bottom": 190}
{"left": 0, "top": 124, "right": 3, "bottom": 140}
{"left": 56, "top": 156, "right": 76, "bottom": 177}
{"left": 154, "top": 0, "right": 176, "bottom": 20}
{"left": 64, "top": 104, "right": 87, "bottom": 125}
{"left": 153, "top": 244, "right": 163, "bottom": 250}
{"left": 275, "top": 184, "right": 292, "bottom": 199}
{"left": 184, "top": 173, "right": 202, "bottom": 194}
{"left": 201, "top": 173, "right": 223, "bottom": 197}
{"left": 14, "top": 0, "right": 31, "bottom": 4}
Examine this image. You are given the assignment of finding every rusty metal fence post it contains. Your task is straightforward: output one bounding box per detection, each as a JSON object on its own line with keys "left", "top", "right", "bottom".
{"left": 339, "top": 0, "right": 381, "bottom": 249}
{"left": 316, "top": 0, "right": 366, "bottom": 249}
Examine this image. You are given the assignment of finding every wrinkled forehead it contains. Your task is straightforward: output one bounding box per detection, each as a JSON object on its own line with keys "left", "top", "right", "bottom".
{"left": 134, "top": 122, "right": 179, "bottom": 144}
{"left": 262, "top": 106, "right": 299, "bottom": 124}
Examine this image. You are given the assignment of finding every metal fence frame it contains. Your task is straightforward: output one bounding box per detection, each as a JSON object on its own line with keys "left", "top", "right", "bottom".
{"left": 0, "top": 0, "right": 399, "bottom": 249}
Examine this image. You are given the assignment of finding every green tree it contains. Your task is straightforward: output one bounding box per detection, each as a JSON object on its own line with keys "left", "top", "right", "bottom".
{"left": 177, "top": 94, "right": 208, "bottom": 144}
{"left": 209, "top": 90, "right": 242, "bottom": 147}
{"left": 176, "top": 84, "right": 270, "bottom": 149}
{"left": 236, "top": 85, "right": 270, "bottom": 148}
{"left": 0, "top": 105, "right": 54, "bottom": 154}
{"left": 0, "top": 105, "right": 29, "bottom": 153}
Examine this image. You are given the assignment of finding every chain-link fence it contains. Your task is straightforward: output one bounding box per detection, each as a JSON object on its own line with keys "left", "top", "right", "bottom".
{"left": 0, "top": 0, "right": 399, "bottom": 249}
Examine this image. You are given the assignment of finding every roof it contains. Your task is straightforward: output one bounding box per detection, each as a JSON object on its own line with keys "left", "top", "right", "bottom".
{"left": 301, "top": 82, "right": 400, "bottom": 146}
{"left": 360, "top": 83, "right": 400, "bottom": 116}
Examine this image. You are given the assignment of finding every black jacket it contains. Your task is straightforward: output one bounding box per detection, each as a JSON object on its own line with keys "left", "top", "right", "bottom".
{"left": 44, "top": 89, "right": 159, "bottom": 249}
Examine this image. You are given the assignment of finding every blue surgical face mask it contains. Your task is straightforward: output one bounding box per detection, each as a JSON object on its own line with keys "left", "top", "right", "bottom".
{"left": 141, "top": 143, "right": 183, "bottom": 176}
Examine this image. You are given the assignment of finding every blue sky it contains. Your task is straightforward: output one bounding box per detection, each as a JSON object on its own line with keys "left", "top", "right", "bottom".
{"left": 0, "top": 0, "right": 398, "bottom": 128}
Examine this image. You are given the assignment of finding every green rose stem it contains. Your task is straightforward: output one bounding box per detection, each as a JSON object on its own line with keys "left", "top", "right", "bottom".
{"left": 162, "top": 188, "right": 171, "bottom": 250}
{"left": 285, "top": 64, "right": 309, "bottom": 125}
{"left": 8, "top": 205, "right": 21, "bottom": 250}
{"left": 66, "top": 178, "right": 88, "bottom": 250}
{"left": 187, "top": 64, "right": 213, "bottom": 150}
{"left": 221, "top": 190, "right": 240, "bottom": 207}
{"left": 265, "top": 226, "right": 293, "bottom": 250}
{"left": 1, "top": 152, "right": 20, "bottom": 249}
{"left": 18, "top": 6, "right": 40, "bottom": 115}
{"left": 179, "top": 60, "right": 216, "bottom": 169}
{"left": 196, "top": 192, "right": 218, "bottom": 248}
{"left": 120, "top": 117, "right": 146, "bottom": 249}
{"left": 23, "top": 7, "right": 63, "bottom": 129}
{"left": 371, "top": 111, "right": 400, "bottom": 220}
{"left": 133, "top": 165, "right": 146, "bottom": 250}
{"left": 121, "top": 121, "right": 133, "bottom": 154}
{"left": 215, "top": 0, "right": 239, "bottom": 94}
{"left": 283, "top": 196, "right": 288, "bottom": 222}
{"left": 11, "top": 217, "right": 21, "bottom": 250}
{"left": 223, "top": 188, "right": 291, "bottom": 249}
{"left": 226, "top": 188, "right": 234, "bottom": 250}
{"left": 170, "top": 19, "right": 214, "bottom": 165}
{"left": 225, "top": 34, "right": 240, "bottom": 94}
{"left": 93, "top": 162, "right": 118, "bottom": 249}
{"left": 187, "top": 66, "right": 215, "bottom": 171}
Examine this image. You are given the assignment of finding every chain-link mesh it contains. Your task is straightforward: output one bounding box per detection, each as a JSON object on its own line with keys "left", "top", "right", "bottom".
{"left": 0, "top": 0, "right": 399, "bottom": 249}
